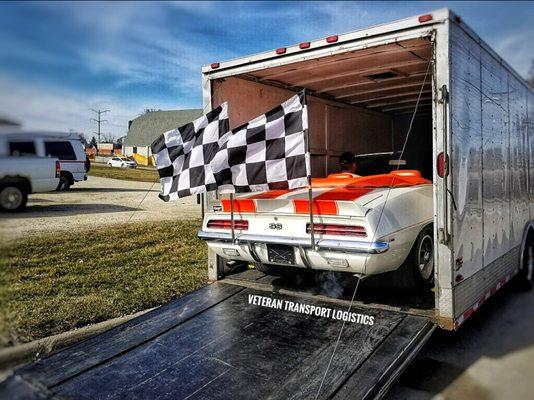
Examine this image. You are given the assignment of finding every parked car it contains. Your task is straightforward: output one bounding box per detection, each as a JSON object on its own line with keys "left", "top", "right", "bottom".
{"left": 0, "top": 156, "right": 60, "bottom": 211}
{"left": 0, "top": 131, "right": 90, "bottom": 191}
{"left": 107, "top": 157, "right": 137, "bottom": 168}
{"left": 199, "top": 170, "right": 434, "bottom": 289}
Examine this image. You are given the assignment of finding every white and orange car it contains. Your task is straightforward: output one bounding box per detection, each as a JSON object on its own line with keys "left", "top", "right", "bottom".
{"left": 199, "top": 170, "right": 434, "bottom": 288}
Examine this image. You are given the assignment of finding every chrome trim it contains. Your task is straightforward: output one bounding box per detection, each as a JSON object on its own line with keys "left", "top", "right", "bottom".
{"left": 197, "top": 230, "right": 389, "bottom": 254}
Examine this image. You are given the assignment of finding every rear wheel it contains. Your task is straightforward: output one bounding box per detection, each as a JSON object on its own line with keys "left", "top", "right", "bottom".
{"left": 398, "top": 225, "right": 434, "bottom": 291}
{"left": 0, "top": 185, "right": 28, "bottom": 212}
{"left": 56, "top": 173, "right": 73, "bottom": 191}
{"left": 515, "top": 233, "right": 533, "bottom": 291}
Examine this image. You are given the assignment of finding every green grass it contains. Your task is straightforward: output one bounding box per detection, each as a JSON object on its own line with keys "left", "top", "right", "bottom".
{"left": 88, "top": 163, "right": 159, "bottom": 182}
{"left": 0, "top": 220, "right": 207, "bottom": 348}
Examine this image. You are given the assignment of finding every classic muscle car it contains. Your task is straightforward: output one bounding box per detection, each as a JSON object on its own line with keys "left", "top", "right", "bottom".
{"left": 199, "top": 170, "right": 434, "bottom": 288}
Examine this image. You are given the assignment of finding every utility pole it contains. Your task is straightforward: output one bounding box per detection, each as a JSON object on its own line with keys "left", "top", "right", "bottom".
{"left": 90, "top": 109, "right": 110, "bottom": 152}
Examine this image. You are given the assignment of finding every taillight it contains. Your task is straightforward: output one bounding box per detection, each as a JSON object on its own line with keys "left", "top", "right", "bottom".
{"left": 437, "top": 152, "right": 449, "bottom": 178}
{"left": 299, "top": 42, "right": 311, "bottom": 49}
{"left": 207, "top": 219, "right": 249, "bottom": 230}
{"left": 306, "top": 223, "right": 366, "bottom": 237}
{"left": 418, "top": 14, "right": 433, "bottom": 23}
{"left": 55, "top": 161, "right": 61, "bottom": 178}
{"left": 276, "top": 47, "right": 287, "bottom": 54}
{"left": 210, "top": 62, "right": 220, "bottom": 69}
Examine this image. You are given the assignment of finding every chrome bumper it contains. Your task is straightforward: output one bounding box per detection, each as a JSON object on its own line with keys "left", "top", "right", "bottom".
{"left": 197, "top": 230, "right": 389, "bottom": 254}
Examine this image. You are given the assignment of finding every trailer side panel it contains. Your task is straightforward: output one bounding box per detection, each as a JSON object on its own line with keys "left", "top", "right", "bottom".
{"left": 450, "top": 21, "right": 533, "bottom": 324}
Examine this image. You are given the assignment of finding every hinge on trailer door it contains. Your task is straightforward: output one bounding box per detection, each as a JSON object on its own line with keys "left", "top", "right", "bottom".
{"left": 438, "top": 85, "right": 449, "bottom": 104}
{"left": 438, "top": 228, "right": 450, "bottom": 245}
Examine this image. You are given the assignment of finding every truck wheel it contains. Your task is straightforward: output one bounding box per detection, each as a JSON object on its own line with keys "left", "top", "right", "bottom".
{"left": 56, "top": 173, "right": 73, "bottom": 191}
{"left": 0, "top": 185, "right": 28, "bottom": 212}
{"left": 515, "top": 234, "right": 533, "bottom": 291}
{"left": 399, "top": 225, "right": 434, "bottom": 291}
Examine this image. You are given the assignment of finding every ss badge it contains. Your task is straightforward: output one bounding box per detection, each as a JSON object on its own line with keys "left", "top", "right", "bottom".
{"left": 269, "top": 222, "right": 282, "bottom": 230}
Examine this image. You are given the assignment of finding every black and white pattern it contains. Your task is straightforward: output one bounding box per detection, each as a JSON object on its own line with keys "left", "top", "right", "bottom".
{"left": 211, "top": 92, "right": 309, "bottom": 193}
{"left": 151, "top": 103, "right": 230, "bottom": 201}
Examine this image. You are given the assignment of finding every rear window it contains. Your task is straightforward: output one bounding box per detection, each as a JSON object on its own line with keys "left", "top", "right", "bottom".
{"left": 45, "top": 141, "right": 76, "bottom": 160}
{"left": 9, "top": 141, "right": 36, "bottom": 157}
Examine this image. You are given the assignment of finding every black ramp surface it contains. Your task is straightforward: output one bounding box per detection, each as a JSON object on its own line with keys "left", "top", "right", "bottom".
{"left": 53, "top": 288, "right": 403, "bottom": 399}
{"left": 1, "top": 281, "right": 433, "bottom": 400}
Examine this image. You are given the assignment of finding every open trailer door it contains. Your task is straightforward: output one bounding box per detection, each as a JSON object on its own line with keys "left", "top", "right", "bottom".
{"left": 1, "top": 272, "right": 435, "bottom": 400}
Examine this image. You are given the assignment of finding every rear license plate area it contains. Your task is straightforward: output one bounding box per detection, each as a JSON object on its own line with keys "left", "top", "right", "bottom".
{"left": 267, "top": 244, "right": 295, "bottom": 265}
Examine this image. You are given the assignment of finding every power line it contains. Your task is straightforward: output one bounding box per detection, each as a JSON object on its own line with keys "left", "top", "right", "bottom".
{"left": 89, "top": 108, "right": 110, "bottom": 147}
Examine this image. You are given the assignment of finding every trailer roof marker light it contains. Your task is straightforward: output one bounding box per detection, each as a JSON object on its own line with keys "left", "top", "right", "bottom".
{"left": 276, "top": 47, "right": 287, "bottom": 55}
{"left": 299, "top": 42, "right": 311, "bottom": 49}
{"left": 326, "top": 35, "right": 339, "bottom": 43}
{"left": 418, "top": 14, "right": 433, "bottom": 23}
{"left": 210, "top": 62, "right": 220, "bottom": 69}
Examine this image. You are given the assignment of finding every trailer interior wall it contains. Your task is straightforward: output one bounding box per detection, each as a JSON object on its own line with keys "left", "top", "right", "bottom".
{"left": 449, "top": 21, "right": 533, "bottom": 326}
{"left": 212, "top": 78, "right": 398, "bottom": 177}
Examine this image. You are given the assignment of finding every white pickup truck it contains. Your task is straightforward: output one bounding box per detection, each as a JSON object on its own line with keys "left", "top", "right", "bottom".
{"left": 0, "top": 156, "right": 60, "bottom": 211}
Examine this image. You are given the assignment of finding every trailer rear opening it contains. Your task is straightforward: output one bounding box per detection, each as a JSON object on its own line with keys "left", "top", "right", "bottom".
{"left": 211, "top": 37, "right": 434, "bottom": 180}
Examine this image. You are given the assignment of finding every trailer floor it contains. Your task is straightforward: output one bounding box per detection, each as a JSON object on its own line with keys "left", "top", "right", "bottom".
{"left": 1, "top": 270, "right": 434, "bottom": 400}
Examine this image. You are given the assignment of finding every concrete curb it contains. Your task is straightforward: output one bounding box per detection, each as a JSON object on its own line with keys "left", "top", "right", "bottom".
{"left": 0, "top": 307, "right": 155, "bottom": 371}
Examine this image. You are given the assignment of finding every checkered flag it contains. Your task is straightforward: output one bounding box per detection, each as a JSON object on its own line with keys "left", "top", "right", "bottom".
{"left": 211, "top": 92, "right": 309, "bottom": 193}
{"left": 151, "top": 103, "right": 230, "bottom": 201}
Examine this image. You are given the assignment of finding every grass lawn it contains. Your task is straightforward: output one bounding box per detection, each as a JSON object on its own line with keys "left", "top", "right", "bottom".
{"left": 88, "top": 163, "right": 159, "bottom": 182}
{"left": 0, "top": 220, "right": 207, "bottom": 348}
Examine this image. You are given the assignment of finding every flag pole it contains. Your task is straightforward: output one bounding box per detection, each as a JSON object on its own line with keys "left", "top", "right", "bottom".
{"left": 230, "top": 192, "right": 235, "bottom": 244}
{"left": 303, "top": 89, "right": 316, "bottom": 251}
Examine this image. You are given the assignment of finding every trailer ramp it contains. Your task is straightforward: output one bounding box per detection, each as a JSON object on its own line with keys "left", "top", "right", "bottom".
{"left": 1, "top": 271, "right": 434, "bottom": 400}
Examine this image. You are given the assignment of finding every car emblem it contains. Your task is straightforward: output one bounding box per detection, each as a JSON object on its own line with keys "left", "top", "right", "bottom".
{"left": 269, "top": 222, "right": 282, "bottom": 230}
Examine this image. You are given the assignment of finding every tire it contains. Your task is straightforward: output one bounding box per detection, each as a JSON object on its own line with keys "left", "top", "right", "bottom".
{"left": 107, "top": 163, "right": 112, "bottom": 167}
{"left": 0, "top": 185, "right": 28, "bottom": 212}
{"left": 398, "top": 225, "right": 435, "bottom": 291}
{"left": 515, "top": 234, "right": 533, "bottom": 291}
{"left": 254, "top": 262, "right": 296, "bottom": 277}
{"left": 85, "top": 156, "right": 91, "bottom": 172}
{"left": 56, "top": 173, "right": 73, "bottom": 191}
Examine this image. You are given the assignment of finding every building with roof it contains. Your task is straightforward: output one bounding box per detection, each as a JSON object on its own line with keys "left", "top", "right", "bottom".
{"left": 122, "top": 109, "right": 203, "bottom": 165}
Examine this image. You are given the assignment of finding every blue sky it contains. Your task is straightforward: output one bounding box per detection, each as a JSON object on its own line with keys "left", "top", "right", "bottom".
{"left": 0, "top": 1, "right": 532, "bottom": 138}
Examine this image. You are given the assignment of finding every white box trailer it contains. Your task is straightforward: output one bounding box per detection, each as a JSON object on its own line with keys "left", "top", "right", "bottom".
{"left": 4, "top": 9, "right": 533, "bottom": 399}
{"left": 201, "top": 8, "right": 534, "bottom": 330}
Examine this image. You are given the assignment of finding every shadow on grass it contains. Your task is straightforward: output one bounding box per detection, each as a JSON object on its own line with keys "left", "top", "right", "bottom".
{"left": 1, "top": 203, "right": 142, "bottom": 218}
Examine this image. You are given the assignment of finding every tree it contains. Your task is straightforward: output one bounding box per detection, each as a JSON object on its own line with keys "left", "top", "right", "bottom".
{"left": 528, "top": 59, "right": 534, "bottom": 89}
{"left": 142, "top": 108, "right": 162, "bottom": 115}
{"left": 89, "top": 136, "right": 97, "bottom": 148}
{"left": 77, "top": 132, "right": 88, "bottom": 147}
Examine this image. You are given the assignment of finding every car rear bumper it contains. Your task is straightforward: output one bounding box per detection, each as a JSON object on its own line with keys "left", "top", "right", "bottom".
{"left": 198, "top": 230, "right": 392, "bottom": 274}
{"left": 198, "top": 230, "right": 388, "bottom": 253}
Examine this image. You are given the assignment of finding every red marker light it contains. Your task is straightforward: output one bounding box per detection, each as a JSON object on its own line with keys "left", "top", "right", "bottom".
{"left": 299, "top": 42, "right": 311, "bottom": 49}
{"left": 276, "top": 47, "right": 287, "bottom": 55}
{"left": 211, "top": 62, "right": 220, "bottom": 69}
{"left": 437, "top": 152, "right": 449, "bottom": 178}
{"left": 326, "top": 35, "right": 339, "bottom": 43}
{"left": 418, "top": 14, "right": 433, "bottom": 23}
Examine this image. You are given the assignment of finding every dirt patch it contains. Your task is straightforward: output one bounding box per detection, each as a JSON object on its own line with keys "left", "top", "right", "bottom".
{"left": 0, "top": 176, "right": 201, "bottom": 241}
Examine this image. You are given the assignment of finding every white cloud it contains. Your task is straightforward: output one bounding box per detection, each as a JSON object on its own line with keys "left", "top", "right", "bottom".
{"left": 0, "top": 76, "right": 182, "bottom": 139}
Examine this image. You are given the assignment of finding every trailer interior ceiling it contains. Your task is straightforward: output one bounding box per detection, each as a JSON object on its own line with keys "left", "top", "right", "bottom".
{"left": 243, "top": 37, "right": 432, "bottom": 114}
{"left": 212, "top": 37, "right": 434, "bottom": 178}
